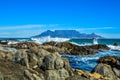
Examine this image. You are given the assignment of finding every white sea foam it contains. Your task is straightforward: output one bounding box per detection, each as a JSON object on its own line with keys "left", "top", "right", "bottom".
{"left": 7, "top": 41, "right": 18, "bottom": 44}
{"left": 108, "top": 45, "right": 120, "bottom": 51}
{"left": 93, "top": 38, "right": 98, "bottom": 45}
{"left": 31, "top": 36, "right": 70, "bottom": 44}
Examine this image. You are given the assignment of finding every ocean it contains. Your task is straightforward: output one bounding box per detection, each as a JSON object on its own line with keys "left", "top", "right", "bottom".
{"left": 64, "top": 39, "right": 120, "bottom": 72}
{"left": 0, "top": 38, "right": 120, "bottom": 72}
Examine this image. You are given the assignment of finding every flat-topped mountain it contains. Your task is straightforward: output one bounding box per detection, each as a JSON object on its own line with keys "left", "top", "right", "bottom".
{"left": 32, "top": 30, "right": 104, "bottom": 39}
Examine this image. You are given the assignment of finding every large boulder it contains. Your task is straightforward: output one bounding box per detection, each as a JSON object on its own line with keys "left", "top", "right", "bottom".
{"left": 41, "top": 53, "right": 73, "bottom": 80}
{"left": 93, "top": 56, "right": 120, "bottom": 80}
{"left": 93, "top": 63, "right": 117, "bottom": 80}
{"left": 14, "top": 49, "right": 29, "bottom": 68}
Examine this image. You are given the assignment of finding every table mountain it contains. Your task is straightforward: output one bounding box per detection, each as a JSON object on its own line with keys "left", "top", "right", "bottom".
{"left": 32, "top": 30, "right": 104, "bottom": 39}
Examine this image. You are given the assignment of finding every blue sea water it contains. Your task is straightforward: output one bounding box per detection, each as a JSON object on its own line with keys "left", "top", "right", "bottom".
{"left": 69, "top": 39, "right": 120, "bottom": 45}
{"left": 62, "top": 39, "right": 120, "bottom": 72}
{"left": 62, "top": 50, "right": 120, "bottom": 72}
{"left": 0, "top": 38, "right": 120, "bottom": 72}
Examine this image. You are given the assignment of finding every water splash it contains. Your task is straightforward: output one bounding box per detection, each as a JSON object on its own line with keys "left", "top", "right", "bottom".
{"left": 108, "top": 45, "right": 120, "bottom": 51}
{"left": 31, "top": 36, "right": 70, "bottom": 44}
{"left": 93, "top": 38, "right": 98, "bottom": 45}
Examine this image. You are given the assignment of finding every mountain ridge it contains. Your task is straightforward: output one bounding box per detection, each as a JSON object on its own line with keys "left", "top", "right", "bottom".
{"left": 31, "top": 30, "right": 104, "bottom": 39}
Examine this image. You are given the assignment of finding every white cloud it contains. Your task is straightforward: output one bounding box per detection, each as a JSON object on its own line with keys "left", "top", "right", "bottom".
{"left": 0, "top": 24, "right": 118, "bottom": 38}
{"left": 76, "top": 27, "right": 113, "bottom": 31}
{"left": 98, "top": 33, "right": 120, "bottom": 38}
{"left": 0, "top": 24, "right": 58, "bottom": 30}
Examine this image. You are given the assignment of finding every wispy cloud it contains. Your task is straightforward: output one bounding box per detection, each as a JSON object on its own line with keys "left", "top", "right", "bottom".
{"left": 0, "top": 24, "right": 114, "bottom": 30}
{"left": 0, "top": 24, "right": 58, "bottom": 30}
{"left": 0, "top": 24, "right": 118, "bottom": 38}
{"left": 76, "top": 27, "right": 114, "bottom": 31}
{"left": 98, "top": 33, "right": 120, "bottom": 38}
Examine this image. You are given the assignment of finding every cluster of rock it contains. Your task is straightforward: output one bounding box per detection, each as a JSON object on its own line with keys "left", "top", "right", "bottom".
{"left": 43, "top": 41, "right": 110, "bottom": 55}
{"left": 0, "top": 41, "right": 119, "bottom": 80}
{"left": 0, "top": 42, "right": 74, "bottom": 80}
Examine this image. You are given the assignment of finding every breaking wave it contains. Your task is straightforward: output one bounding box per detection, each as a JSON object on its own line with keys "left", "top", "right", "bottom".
{"left": 108, "top": 45, "right": 120, "bottom": 51}
{"left": 31, "top": 36, "right": 70, "bottom": 44}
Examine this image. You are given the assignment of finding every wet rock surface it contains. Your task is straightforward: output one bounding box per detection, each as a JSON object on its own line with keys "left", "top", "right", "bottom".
{"left": 43, "top": 41, "right": 110, "bottom": 55}
{"left": 10, "top": 42, "right": 41, "bottom": 49}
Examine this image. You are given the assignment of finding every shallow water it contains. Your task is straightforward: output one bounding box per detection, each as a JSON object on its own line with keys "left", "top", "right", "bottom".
{"left": 62, "top": 50, "right": 120, "bottom": 72}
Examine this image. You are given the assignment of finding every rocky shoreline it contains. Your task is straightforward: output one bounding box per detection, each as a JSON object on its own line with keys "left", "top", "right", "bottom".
{"left": 0, "top": 41, "right": 120, "bottom": 80}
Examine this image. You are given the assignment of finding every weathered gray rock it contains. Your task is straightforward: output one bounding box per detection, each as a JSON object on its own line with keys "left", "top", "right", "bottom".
{"left": 33, "top": 74, "right": 42, "bottom": 80}
{"left": 42, "top": 54, "right": 57, "bottom": 70}
{"left": 14, "top": 49, "right": 29, "bottom": 68}
{"left": 41, "top": 53, "right": 72, "bottom": 80}
{"left": 45, "top": 70, "right": 59, "bottom": 80}
{"left": 24, "top": 70, "right": 34, "bottom": 80}
{"left": 93, "top": 56, "right": 120, "bottom": 80}
{"left": 55, "top": 57, "right": 64, "bottom": 69}
{"left": 57, "top": 68, "right": 69, "bottom": 80}
{"left": 37, "top": 48, "right": 50, "bottom": 58}
{"left": 44, "top": 69, "right": 69, "bottom": 80}
{"left": 27, "top": 51, "right": 38, "bottom": 67}
{"left": 94, "top": 63, "right": 117, "bottom": 80}
{"left": 0, "top": 42, "right": 77, "bottom": 80}
{"left": 113, "top": 68, "right": 120, "bottom": 78}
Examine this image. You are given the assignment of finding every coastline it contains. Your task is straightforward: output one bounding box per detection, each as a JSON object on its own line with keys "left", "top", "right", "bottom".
{"left": 0, "top": 39, "right": 120, "bottom": 80}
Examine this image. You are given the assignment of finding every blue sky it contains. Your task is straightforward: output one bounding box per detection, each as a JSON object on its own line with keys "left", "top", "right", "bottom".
{"left": 0, "top": 0, "right": 120, "bottom": 38}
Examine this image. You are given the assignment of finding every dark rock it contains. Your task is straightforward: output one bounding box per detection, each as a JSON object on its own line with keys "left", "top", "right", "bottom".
{"left": 43, "top": 42, "right": 110, "bottom": 55}
{"left": 10, "top": 42, "right": 41, "bottom": 49}
{"left": 0, "top": 40, "right": 8, "bottom": 45}
{"left": 98, "top": 56, "right": 120, "bottom": 68}
{"left": 113, "top": 43, "right": 119, "bottom": 46}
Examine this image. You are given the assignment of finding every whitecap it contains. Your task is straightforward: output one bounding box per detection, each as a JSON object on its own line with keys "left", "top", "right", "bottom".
{"left": 31, "top": 36, "right": 70, "bottom": 44}
{"left": 108, "top": 45, "right": 120, "bottom": 51}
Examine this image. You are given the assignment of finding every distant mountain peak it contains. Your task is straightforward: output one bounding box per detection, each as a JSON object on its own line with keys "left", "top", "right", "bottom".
{"left": 31, "top": 30, "right": 104, "bottom": 39}
{"left": 91, "top": 33, "right": 95, "bottom": 35}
